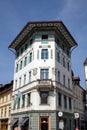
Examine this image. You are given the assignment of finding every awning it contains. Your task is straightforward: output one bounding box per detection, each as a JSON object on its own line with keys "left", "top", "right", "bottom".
{"left": 10, "top": 119, "right": 18, "bottom": 126}
{"left": 19, "top": 117, "right": 29, "bottom": 126}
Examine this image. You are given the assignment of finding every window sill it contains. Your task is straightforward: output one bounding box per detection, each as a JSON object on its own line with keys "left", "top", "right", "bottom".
{"left": 39, "top": 104, "right": 50, "bottom": 106}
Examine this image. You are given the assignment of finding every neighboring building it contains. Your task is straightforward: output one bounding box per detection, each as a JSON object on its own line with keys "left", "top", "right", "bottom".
{"left": 73, "top": 76, "right": 85, "bottom": 130}
{"left": 8, "top": 21, "right": 77, "bottom": 130}
{"left": 84, "top": 58, "right": 87, "bottom": 129}
{"left": 0, "top": 81, "right": 13, "bottom": 130}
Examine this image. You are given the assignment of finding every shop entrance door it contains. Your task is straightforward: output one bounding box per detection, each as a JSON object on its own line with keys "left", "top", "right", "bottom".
{"left": 40, "top": 116, "right": 49, "bottom": 130}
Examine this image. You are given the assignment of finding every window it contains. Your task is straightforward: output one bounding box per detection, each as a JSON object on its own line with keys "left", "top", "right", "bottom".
{"left": 16, "top": 64, "right": 18, "bottom": 72}
{"left": 41, "top": 49, "right": 48, "bottom": 59}
{"left": 24, "top": 57, "right": 27, "bottom": 66}
{"left": 63, "top": 57, "right": 65, "bottom": 67}
{"left": 64, "top": 95, "right": 67, "bottom": 108}
{"left": 42, "top": 35, "right": 48, "bottom": 44}
{"left": 68, "top": 78, "right": 70, "bottom": 87}
{"left": 42, "top": 35, "right": 48, "bottom": 40}
{"left": 69, "top": 98, "right": 72, "bottom": 109}
{"left": 25, "top": 43, "right": 28, "bottom": 50}
{"left": 29, "top": 71, "right": 31, "bottom": 83}
{"left": 40, "top": 91, "right": 49, "bottom": 104}
{"left": 24, "top": 74, "right": 26, "bottom": 85}
{"left": 22, "top": 95, "right": 25, "bottom": 108}
{"left": 9, "top": 106, "right": 11, "bottom": 116}
{"left": 20, "top": 61, "right": 23, "bottom": 70}
{"left": 27, "top": 93, "right": 30, "bottom": 106}
{"left": 29, "top": 39, "right": 33, "bottom": 46}
{"left": 21, "top": 47, "right": 23, "bottom": 54}
{"left": 17, "top": 98, "right": 20, "bottom": 109}
{"left": 15, "top": 80, "right": 17, "bottom": 89}
{"left": 67, "top": 62, "right": 70, "bottom": 71}
{"left": 29, "top": 52, "right": 32, "bottom": 62}
{"left": 58, "top": 93, "right": 62, "bottom": 107}
{"left": 4, "top": 107, "right": 7, "bottom": 117}
{"left": 40, "top": 69, "right": 49, "bottom": 79}
{"left": 1, "top": 108, "right": 3, "bottom": 117}
{"left": 58, "top": 71, "right": 60, "bottom": 82}
{"left": 19, "top": 77, "right": 22, "bottom": 87}
{"left": 16, "top": 52, "right": 19, "bottom": 58}
{"left": 57, "top": 52, "right": 60, "bottom": 63}
{"left": 63, "top": 75, "right": 65, "bottom": 86}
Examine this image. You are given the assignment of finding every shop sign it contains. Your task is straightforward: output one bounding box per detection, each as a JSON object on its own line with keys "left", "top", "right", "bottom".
{"left": 58, "top": 112, "right": 63, "bottom": 117}
{"left": 74, "top": 113, "right": 79, "bottom": 118}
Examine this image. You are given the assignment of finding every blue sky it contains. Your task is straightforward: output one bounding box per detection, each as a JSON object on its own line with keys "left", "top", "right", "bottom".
{"left": 0, "top": 0, "right": 87, "bottom": 88}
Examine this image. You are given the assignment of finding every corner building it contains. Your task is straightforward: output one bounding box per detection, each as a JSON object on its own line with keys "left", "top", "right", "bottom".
{"left": 9, "top": 21, "right": 77, "bottom": 130}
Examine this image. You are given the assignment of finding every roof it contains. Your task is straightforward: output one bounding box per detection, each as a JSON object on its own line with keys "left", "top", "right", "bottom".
{"left": 8, "top": 20, "right": 78, "bottom": 49}
{"left": 84, "top": 58, "right": 87, "bottom": 66}
{"left": 0, "top": 80, "right": 13, "bottom": 94}
{"left": 73, "top": 76, "right": 80, "bottom": 81}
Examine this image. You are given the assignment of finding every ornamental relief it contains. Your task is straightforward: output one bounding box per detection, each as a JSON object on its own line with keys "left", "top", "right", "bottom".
{"left": 33, "top": 68, "right": 38, "bottom": 76}
{"left": 52, "top": 68, "right": 57, "bottom": 75}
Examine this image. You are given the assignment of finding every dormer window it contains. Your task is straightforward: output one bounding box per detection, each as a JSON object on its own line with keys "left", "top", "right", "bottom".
{"left": 42, "top": 35, "right": 48, "bottom": 44}
{"left": 42, "top": 35, "right": 48, "bottom": 40}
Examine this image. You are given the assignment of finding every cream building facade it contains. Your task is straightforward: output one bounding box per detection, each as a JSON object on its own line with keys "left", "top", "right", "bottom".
{"left": 9, "top": 21, "right": 77, "bottom": 130}
{"left": 73, "top": 77, "right": 85, "bottom": 130}
{"left": 0, "top": 81, "right": 13, "bottom": 130}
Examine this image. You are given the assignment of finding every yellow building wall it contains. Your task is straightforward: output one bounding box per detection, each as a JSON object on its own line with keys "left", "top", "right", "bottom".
{"left": 0, "top": 85, "right": 12, "bottom": 130}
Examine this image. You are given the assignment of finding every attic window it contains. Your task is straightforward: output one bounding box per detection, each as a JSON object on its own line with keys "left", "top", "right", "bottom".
{"left": 42, "top": 35, "right": 48, "bottom": 40}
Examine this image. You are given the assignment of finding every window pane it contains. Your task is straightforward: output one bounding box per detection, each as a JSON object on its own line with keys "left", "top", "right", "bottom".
{"left": 29, "top": 52, "right": 32, "bottom": 62}
{"left": 29, "top": 71, "right": 31, "bottom": 82}
{"left": 58, "top": 93, "right": 61, "bottom": 107}
{"left": 42, "top": 35, "right": 48, "bottom": 40}
{"left": 24, "top": 57, "right": 27, "bottom": 66}
{"left": 22, "top": 95, "right": 25, "bottom": 108}
{"left": 40, "top": 69, "right": 49, "bottom": 79}
{"left": 20, "top": 61, "right": 23, "bottom": 70}
{"left": 41, "top": 49, "right": 48, "bottom": 59}
{"left": 40, "top": 91, "right": 48, "bottom": 104}
{"left": 24, "top": 74, "right": 26, "bottom": 85}
{"left": 64, "top": 95, "right": 67, "bottom": 108}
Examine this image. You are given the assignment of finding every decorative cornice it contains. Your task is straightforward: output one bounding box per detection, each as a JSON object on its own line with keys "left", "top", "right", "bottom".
{"left": 8, "top": 21, "right": 78, "bottom": 49}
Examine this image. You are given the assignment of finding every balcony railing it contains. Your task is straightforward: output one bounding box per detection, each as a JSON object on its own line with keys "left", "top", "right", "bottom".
{"left": 36, "top": 79, "right": 53, "bottom": 90}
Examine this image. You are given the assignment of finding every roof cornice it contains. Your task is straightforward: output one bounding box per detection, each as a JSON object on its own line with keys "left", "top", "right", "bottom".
{"left": 8, "top": 20, "right": 78, "bottom": 49}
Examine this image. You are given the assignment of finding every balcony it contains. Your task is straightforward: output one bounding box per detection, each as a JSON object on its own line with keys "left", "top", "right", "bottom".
{"left": 36, "top": 79, "right": 53, "bottom": 90}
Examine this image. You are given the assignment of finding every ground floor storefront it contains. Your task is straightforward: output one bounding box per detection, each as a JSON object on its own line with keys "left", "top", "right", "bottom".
{"left": 10, "top": 111, "right": 74, "bottom": 130}
{"left": 0, "top": 119, "right": 10, "bottom": 130}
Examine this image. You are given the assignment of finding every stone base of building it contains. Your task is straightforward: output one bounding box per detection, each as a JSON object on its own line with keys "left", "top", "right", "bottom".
{"left": 10, "top": 110, "right": 74, "bottom": 130}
